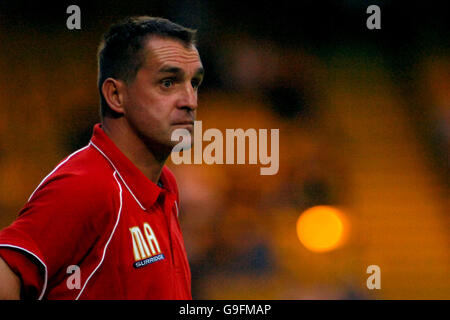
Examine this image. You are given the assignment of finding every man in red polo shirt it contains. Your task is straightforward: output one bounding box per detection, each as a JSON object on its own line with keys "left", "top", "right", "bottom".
{"left": 0, "top": 16, "right": 204, "bottom": 299}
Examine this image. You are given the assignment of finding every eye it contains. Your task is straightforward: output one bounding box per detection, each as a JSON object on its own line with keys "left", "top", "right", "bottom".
{"left": 161, "top": 79, "right": 174, "bottom": 88}
{"left": 191, "top": 79, "right": 202, "bottom": 90}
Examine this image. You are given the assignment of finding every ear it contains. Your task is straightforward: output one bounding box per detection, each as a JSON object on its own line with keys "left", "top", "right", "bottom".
{"left": 102, "top": 78, "right": 126, "bottom": 115}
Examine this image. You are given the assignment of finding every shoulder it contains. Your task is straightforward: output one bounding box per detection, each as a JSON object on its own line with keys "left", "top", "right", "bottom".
{"left": 0, "top": 145, "right": 122, "bottom": 271}
{"left": 24, "top": 144, "right": 120, "bottom": 217}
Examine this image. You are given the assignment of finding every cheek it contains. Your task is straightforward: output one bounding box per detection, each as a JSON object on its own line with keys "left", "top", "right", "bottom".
{"left": 126, "top": 89, "right": 156, "bottom": 119}
{"left": 125, "top": 84, "right": 177, "bottom": 128}
{"left": 126, "top": 96, "right": 173, "bottom": 135}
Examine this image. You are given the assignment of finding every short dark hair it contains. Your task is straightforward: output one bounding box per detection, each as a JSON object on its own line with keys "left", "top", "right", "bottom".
{"left": 97, "top": 16, "right": 197, "bottom": 118}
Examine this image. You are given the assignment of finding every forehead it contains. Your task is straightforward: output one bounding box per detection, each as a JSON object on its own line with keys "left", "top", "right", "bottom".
{"left": 142, "top": 36, "right": 202, "bottom": 71}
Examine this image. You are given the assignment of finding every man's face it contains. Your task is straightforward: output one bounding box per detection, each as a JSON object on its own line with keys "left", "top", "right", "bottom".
{"left": 122, "top": 36, "right": 203, "bottom": 157}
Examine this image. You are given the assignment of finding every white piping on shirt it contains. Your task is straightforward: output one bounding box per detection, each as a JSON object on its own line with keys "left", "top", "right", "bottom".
{"left": 5, "top": 141, "right": 138, "bottom": 298}
{"left": 75, "top": 171, "right": 123, "bottom": 300}
{"left": 0, "top": 144, "right": 91, "bottom": 299}
{"left": 27, "top": 144, "right": 91, "bottom": 202}
{"left": 0, "top": 244, "right": 48, "bottom": 300}
{"left": 90, "top": 141, "right": 146, "bottom": 211}
{"left": 174, "top": 201, "right": 179, "bottom": 218}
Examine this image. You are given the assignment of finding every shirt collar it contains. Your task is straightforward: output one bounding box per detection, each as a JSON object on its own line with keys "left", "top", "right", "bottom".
{"left": 89, "top": 123, "right": 172, "bottom": 211}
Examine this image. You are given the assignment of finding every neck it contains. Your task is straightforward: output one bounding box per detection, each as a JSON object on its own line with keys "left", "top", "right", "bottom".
{"left": 102, "top": 118, "right": 167, "bottom": 184}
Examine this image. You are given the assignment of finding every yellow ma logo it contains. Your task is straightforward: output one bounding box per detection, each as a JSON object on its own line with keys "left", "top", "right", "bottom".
{"left": 129, "top": 223, "right": 165, "bottom": 268}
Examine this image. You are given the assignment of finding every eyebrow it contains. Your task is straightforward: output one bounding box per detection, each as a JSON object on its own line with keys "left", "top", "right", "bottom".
{"left": 158, "top": 66, "right": 204, "bottom": 78}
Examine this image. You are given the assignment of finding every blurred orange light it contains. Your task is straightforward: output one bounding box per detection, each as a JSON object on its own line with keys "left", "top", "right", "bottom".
{"left": 296, "top": 205, "right": 346, "bottom": 253}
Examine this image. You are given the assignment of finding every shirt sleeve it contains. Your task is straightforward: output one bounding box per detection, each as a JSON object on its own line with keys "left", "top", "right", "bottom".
{"left": 0, "top": 171, "right": 118, "bottom": 299}
{"left": 0, "top": 247, "right": 44, "bottom": 300}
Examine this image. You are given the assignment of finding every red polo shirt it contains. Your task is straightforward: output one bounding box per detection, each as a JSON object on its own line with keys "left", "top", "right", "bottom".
{"left": 0, "top": 124, "right": 192, "bottom": 300}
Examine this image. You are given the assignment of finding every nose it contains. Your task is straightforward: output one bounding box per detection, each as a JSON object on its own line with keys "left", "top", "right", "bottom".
{"left": 177, "top": 83, "right": 198, "bottom": 111}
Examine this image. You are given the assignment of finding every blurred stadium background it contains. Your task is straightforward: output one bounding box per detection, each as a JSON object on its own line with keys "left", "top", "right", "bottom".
{"left": 0, "top": 1, "right": 448, "bottom": 299}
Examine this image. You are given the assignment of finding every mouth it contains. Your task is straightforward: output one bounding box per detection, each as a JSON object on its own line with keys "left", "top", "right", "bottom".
{"left": 172, "top": 120, "right": 195, "bottom": 127}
